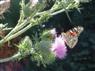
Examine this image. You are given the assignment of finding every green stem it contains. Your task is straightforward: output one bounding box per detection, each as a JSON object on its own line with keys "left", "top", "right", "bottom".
{"left": 51, "top": 3, "right": 75, "bottom": 16}
{"left": 0, "top": 48, "right": 34, "bottom": 63}
{"left": 5, "top": 24, "right": 32, "bottom": 42}
{"left": 3, "top": 17, "right": 30, "bottom": 40}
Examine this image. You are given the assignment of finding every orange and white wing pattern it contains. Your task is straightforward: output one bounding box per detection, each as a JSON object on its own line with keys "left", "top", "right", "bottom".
{"left": 62, "top": 26, "right": 84, "bottom": 48}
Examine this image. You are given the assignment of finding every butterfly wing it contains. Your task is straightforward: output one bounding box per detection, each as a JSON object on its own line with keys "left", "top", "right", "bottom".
{"left": 62, "top": 26, "right": 84, "bottom": 48}
{"left": 62, "top": 32, "right": 78, "bottom": 48}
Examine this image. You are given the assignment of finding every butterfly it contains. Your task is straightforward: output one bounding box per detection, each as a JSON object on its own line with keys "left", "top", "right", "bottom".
{"left": 0, "top": 0, "right": 10, "bottom": 15}
{"left": 62, "top": 26, "right": 84, "bottom": 48}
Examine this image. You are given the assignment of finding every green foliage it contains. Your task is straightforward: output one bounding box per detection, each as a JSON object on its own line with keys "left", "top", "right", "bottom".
{"left": 21, "top": 0, "right": 47, "bottom": 18}
{"left": 17, "top": 35, "right": 55, "bottom": 66}
{"left": 17, "top": 36, "right": 33, "bottom": 59}
{"left": 0, "top": 23, "right": 12, "bottom": 40}
{"left": 32, "top": 40, "right": 55, "bottom": 66}
{"left": 41, "top": 29, "right": 54, "bottom": 40}
{"left": 50, "top": 0, "right": 79, "bottom": 12}
{"left": 78, "top": 0, "right": 91, "bottom": 3}
{"left": 0, "top": 23, "right": 12, "bottom": 31}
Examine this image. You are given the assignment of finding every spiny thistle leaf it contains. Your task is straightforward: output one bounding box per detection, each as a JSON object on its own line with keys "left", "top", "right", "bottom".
{"left": 21, "top": 0, "right": 47, "bottom": 17}
{"left": 30, "top": 11, "right": 51, "bottom": 27}
{"left": 17, "top": 36, "right": 33, "bottom": 59}
{"left": 32, "top": 40, "right": 55, "bottom": 66}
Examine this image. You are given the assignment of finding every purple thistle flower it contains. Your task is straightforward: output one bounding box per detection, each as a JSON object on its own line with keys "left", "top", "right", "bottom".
{"left": 50, "top": 36, "right": 67, "bottom": 59}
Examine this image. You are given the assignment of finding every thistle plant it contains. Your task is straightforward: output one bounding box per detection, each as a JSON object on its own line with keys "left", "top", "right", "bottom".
{"left": 0, "top": 0, "right": 81, "bottom": 65}
{"left": 0, "top": 0, "right": 80, "bottom": 44}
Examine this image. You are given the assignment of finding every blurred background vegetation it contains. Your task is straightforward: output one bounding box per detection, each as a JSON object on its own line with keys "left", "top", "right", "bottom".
{"left": 0, "top": 0, "right": 95, "bottom": 71}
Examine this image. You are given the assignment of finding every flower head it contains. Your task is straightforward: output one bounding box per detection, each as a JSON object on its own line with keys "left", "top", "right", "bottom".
{"left": 50, "top": 36, "right": 67, "bottom": 59}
